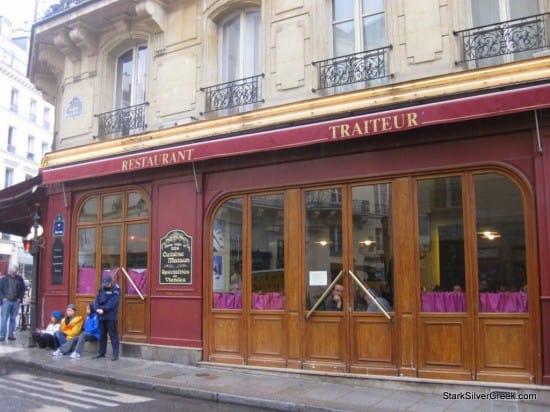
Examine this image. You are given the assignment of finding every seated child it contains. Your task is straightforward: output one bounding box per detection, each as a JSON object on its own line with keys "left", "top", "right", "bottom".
{"left": 52, "top": 304, "right": 83, "bottom": 356}
{"left": 31, "top": 310, "right": 62, "bottom": 348}
{"left": 70, "top": 303, "right": 100, "bottom": 359}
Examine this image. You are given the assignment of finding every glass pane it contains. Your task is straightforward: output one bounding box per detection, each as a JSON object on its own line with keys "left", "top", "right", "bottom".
{"left": 251, "top": 194, "right": 284, "bottom": 310}
{"left": 77, "top": 228, "right": 96, "bottom": 294}
{"left": 363, "top": 13, "right": 386, "bottom": 50}
{"left": 116, "top": 49, "right": 133, "bottom": 108}
{"left": 333, "top": 21, "right": 356, "bottom": 56}
{"left": 475, "top": 174, "right": 527, "bottom": 313}
{"left": 418, "top": 177, "right": 466, "bottom": 313}
{"left": 101, "top": 226, "right": 121, "bottom": 279}
{"left": 244, "top": 11, "right": 261, "bottom": 76}
{"left": 362, "top": 0, "right": 384, "bottom": 15}
{"left": 136, "top": 46, "right": 148, "bottom": 104}
{"left": 471, "top": 0, "right": 500, "bottom": 26}
{"left": 127, "top": 192, "right": 148, "bottom": 218}
{"left": 126, "top": 223, "right": 148, "bottom": 296}
{"left": 212, "top": 198, "right": 243, "bottom": 309}
{"left": 103, "top": 194, "right": 123, "bottom": 221}
{"left": 352, "top": 184, "right": 393, "bottom": 312}
{"left": 79, "top": 197, "right": 98, "bottom": 223}
{"left": 305, "top": 189, "right": 343, "bottom": 311}
{"left": 222, "top": 15, "right": 241, "bottom": 82}
{"left": 510, "top": 0, "right": 539, "bottom": 19}
{"left": 333, "top": 0, "right": 354, "bottom": 21}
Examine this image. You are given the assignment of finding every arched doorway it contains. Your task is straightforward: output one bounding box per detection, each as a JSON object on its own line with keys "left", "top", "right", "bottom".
{"left": 73, "top": 188, "right": 150, "bottom": 342}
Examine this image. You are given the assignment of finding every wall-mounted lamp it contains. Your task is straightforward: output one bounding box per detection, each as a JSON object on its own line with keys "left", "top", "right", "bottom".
{"left": 359, "top": 239, "right": 376, "bottom": 247}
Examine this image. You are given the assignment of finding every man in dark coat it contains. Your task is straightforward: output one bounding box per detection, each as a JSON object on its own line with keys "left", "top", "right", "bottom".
{"left": 91, "top": 274, "right": 120, "bottom": 361}
{"left": 0, "top": 264, "right": 27, "bottom": 341}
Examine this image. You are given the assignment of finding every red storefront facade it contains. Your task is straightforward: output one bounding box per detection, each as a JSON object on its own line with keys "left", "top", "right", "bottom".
{"left": 25, "top": 84, "right": 550, "bottom": 384}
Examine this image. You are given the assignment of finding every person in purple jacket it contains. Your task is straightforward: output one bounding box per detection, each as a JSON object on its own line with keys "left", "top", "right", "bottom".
{"left": 69, "top": 303, "right": 100, "bottom": 359}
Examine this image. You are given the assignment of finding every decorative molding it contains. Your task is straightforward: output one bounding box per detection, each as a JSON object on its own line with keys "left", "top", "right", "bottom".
{"left": 37, "top": 44, "right": 65, "bottom": 76}
{"left": 54, "top": 29, "right": 81, "bottom": 63}
{"left": 136, "top": 0, "right": 166, "bottom": 33}
{"left": 69, "top": 23, "right": 98, "bottom": 57}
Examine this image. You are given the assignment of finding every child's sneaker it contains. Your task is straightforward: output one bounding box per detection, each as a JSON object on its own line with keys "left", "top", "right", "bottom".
{"left": 70, "top": 352, "right": 80, "bottom": 359}
{"left": 52, "top": 349, "right": 62, "bottom": 356}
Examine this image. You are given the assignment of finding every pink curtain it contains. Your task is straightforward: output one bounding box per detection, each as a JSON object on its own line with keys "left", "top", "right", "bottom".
{"left": 213, "top": 292, "right": 242, "bottom": 309}
{"left": 422, "top": 292, "right": 466, "bottom": 312}
{"left": 127, "top": 268, "right": 147, "bottom": 295}
{"left": 212, "top": 292, "right": 285, "bottom": 309}
{"left": 422, "top": 291, "right": 528, "bottom": 313}
{"left": 77, "top": 267, "right": 96, "bottom": 294}
{"left": 252, "top": 292, "right": 285, "bottom": 310}
{"left": 479, "top": 292, "right": 528, "bottom": 313}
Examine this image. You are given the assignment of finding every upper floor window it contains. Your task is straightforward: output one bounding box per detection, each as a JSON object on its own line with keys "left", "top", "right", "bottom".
{"left": 10, "top": 88, "right": 19, "bottom": 113}
{"left": 30, "top": 99, "right": 37, "bottom": 123}
{"left": 43, "top": 107, "right": 51, "bottom": 130}
{"left": 466, "top": 0, "right": 542, "bottom": 66}
{"left": 471, "top": 0, "right": 539, "bottom": 27}
{"left": 332, "top": 0, "right": 386, "bottom": 56}
{"left": 4, "top": 167, "right": 14, "bottom": 187}
{"left": 27, "top": 135, "right": 35, "bottom": 161}
{"left": 7, "top": 126, "right": 15, "bottom": 153}
{"left": 116, "top": 45, "right": 147, "bottom": 109}
{"left": 220, "top": 9, "right": 260, "bottom": 82}
{"left": 42, "top": 142, "right": 49, "bottom": 157}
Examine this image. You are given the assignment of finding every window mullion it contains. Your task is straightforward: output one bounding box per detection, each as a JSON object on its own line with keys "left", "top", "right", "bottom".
{"left": 355, "top": 0, "right": 362, "bottom": 52}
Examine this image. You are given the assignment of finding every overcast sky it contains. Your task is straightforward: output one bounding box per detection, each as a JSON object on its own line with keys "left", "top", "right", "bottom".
{"left": 0, "top": 0, "right": 56, "bottom": 30}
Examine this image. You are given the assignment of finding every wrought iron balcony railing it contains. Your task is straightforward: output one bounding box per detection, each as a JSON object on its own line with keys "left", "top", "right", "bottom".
{"left": 454, "top": 13, "right": 549, "bottom": 63}
{"left": 95, "top": 102, "right": 148, "bottom": 139}
{"left": 201, "top": 74, "right": 264, "bottom": 114}
{"left": 313, "top": 46, "right": 392, "bottom": 91}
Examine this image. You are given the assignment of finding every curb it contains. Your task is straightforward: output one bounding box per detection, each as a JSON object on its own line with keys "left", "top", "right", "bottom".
{"left": 4, "top": 356, "right": 347, "bottom": 412}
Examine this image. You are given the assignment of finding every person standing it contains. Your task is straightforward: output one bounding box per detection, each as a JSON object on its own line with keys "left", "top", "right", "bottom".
{"left": 0, "top": 264, "right": 27, "bottom": 341}
{"left": 92, "top": 275, "right": 120, "bottom": 361}
{"left": 52, "top": 304, "right": 83, "bottom": 355}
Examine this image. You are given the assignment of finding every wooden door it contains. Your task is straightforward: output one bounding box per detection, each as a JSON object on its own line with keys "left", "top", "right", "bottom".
{"left": 73, "top": 189, "right": 150, "bottom": 344}
{"left": 302, "top": 184, "right": 396, "bottom": 373}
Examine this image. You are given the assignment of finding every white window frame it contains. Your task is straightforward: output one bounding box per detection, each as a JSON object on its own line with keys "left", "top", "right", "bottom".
{"left": 332, "top": 0, "right": 386, "bottom": 57}
{"left": 218, "top": 8, "right": 261, "bottom": 83}
{"left": 114, "top": 44, "right": 148, "bottom": 109}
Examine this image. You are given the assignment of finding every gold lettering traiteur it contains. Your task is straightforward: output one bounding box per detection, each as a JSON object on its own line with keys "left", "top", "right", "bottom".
{"left": 329, "top": 111, "right": 420, "bottom": 139}
{"left": 121, "top": 149, "right": 194, "bottom": 171}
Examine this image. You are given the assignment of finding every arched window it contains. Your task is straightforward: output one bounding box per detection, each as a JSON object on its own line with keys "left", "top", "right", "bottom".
{"left": 76, "top": 189, "right": 150, "bottom": 297}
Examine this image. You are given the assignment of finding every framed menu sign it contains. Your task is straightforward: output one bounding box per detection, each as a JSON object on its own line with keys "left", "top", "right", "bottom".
{"left": 159, "top": 229, "right": 192, "bottom": 284}
{"left": 51, "top": 238, "right": 64, "bottom": 285}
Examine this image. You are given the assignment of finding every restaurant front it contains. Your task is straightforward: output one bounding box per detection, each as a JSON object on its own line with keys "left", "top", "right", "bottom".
{"left": 34, "top": 84, "right": 550, "bottom": 385}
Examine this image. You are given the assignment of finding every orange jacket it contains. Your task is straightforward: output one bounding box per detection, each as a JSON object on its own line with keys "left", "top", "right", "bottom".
{"left": 60, "top": 315, "right": 83, "bottom": 339}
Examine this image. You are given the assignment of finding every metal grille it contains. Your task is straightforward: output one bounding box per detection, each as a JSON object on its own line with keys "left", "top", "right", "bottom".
{"left": 454, "top": 13, "right": 549, "bottom": 63}
{"left": 201, "top": 74, "right": 264, "bottom": 114}
{"left": 96, "top": 102, "right": 148, "bottom": 139}
{"left": 313, "top": 46, "right": 392, "bottom": 91}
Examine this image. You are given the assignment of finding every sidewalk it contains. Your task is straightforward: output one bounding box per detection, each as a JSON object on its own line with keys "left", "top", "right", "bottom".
{"left": 1, "top": 329, "right": 549, "bottom": 412}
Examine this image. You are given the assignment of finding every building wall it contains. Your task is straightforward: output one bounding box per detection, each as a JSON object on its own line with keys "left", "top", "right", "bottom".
{"left": 29, "top": 0, "right": 548, "bottom": 151}
{"left": 0, "top": 16, "right": 54, "bottom": 271}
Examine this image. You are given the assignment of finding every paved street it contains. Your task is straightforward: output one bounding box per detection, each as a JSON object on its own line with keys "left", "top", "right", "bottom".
{"left": 1, "top": 330, "right": 549, "bottom": 411}
{"left": 0, "top": 364, "right": 265, "bottom": 411}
